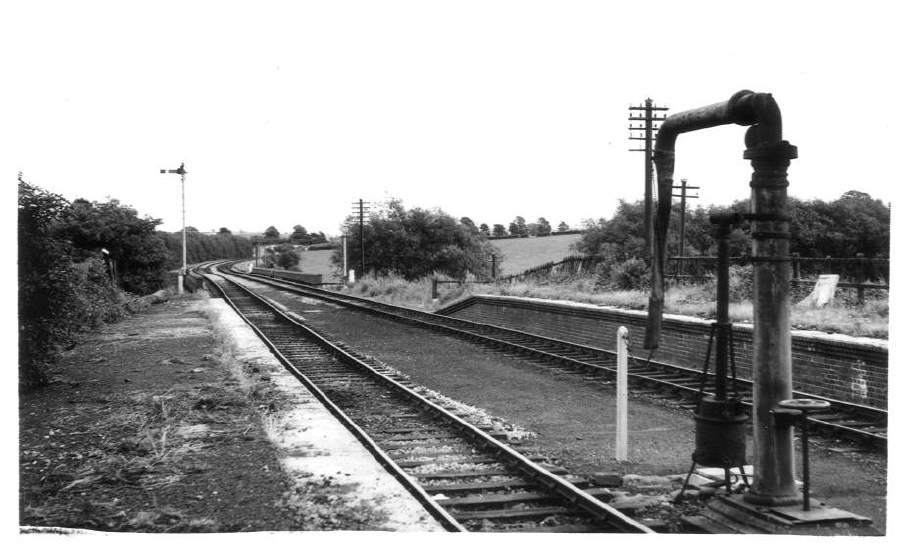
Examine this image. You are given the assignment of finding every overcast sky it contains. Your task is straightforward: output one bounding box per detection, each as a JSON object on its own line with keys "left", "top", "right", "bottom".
{"left": 5, "top": 1, "right": 898, "bottom": 235}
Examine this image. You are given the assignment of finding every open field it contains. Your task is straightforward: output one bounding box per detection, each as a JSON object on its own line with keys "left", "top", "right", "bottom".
{"left": 490, "top": 234, "right": 582, "bottom": 275}
{"left": 297, "top": 249, "right": 339, "bottom": 282}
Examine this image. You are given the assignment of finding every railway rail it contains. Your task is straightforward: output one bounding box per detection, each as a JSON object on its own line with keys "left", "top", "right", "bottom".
{"left": 202, "top": 270, "right": 652, "bottom": 533}
{"left": 223, "top": 262, "right": 887, "bottom": 450}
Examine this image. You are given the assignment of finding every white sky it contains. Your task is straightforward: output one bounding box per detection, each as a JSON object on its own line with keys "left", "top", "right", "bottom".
{"left": 4, "top": 0, "right": 898, "bottom": 235}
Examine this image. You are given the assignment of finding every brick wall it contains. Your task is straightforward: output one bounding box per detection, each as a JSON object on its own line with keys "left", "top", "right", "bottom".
{"left": 439, "top": 295, "right": 888, "bottom": 409}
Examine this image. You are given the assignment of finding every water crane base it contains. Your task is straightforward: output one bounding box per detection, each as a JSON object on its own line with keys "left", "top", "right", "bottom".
{"left": 686, "top": 493, "right": 875, "bottom": 534}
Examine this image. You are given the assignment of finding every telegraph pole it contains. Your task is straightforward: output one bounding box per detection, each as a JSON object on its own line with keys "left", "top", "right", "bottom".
{"left": 629, "top": 99, "right": 668, "bottom": 259}
{"left": 351, "top": 199, "right": 371, "bottom": 276}
{"left": 160, "top": 163, "right": 187, "bottom": 294}
{"left": 674, "top": 178, "right": 699, "bottom": 279}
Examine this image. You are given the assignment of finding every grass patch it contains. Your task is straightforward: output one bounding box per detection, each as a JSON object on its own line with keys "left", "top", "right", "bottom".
{"left": 339, "top": 273, "right": 888, "bottom": 339}
{"left": 22, "top": 383, "right": 252, "bottom": 531}
{"left": 344, "top": 275, "right": 436, "bottom": 310}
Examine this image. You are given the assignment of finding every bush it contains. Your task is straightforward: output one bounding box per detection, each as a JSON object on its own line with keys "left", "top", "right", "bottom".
{"left": 336, "top": 199, "right": 497, "bottom": 280}
{"left": 728, "top": 264, "right": 754, "bottom": 301}
{"left": 610, "top": 258, "right": 649, "bottom": 291}
{"left": 19, "top": 178, "right": 131, "bottom": 389}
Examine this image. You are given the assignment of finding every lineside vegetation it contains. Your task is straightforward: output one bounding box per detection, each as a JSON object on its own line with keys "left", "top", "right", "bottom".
{"left": 17, "top": 175, "right": 253, "bottom": 389}
{"left": 338, "top": 191, "right": 889, "bottom": 339}
{"left": 333, "top": 198, "right": 498, "bottom": 280}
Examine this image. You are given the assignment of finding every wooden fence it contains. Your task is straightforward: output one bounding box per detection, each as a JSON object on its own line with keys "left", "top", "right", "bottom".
{"left": 667, "top": 254, "right": 889, "bottom": 304}
{"left": 432, "top": 253, "right": 888, "bottom": 304}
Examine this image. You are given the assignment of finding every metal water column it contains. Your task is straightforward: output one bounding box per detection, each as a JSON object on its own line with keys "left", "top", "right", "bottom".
{"left": 644, "top": 90, "right": 801, "bottom": 506}
{"left": 743, "top": 137, "right": 799, "bottom": 505}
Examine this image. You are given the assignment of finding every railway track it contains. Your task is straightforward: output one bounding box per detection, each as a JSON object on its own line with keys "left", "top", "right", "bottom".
{"left": 203, "top": 271, "right": 652, "bottom": 533}
{"left": 224, "top": 263, "right": 887, "bottom": 450}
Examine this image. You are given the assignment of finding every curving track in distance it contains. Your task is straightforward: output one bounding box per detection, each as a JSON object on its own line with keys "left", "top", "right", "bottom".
{"left": 223, "top": 263, "right": 887, "bottom": 451}
{"left": 202, "top": 269, "right": 652, "bottom": 533}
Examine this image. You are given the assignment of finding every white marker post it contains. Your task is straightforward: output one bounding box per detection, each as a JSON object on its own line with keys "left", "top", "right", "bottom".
{"left": 616, "top": 326, "right": 629, "bottom": 461}
{"left": 342, "top": 234, "right": 349, "bottom": 280}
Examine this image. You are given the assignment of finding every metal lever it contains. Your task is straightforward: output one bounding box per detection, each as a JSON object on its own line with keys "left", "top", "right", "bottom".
{"left": 774, "top": 398, "right": 831, "bottom": 511}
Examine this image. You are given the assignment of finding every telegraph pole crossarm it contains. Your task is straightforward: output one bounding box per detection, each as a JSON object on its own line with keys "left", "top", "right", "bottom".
{"left": 628, "top": 98, "right": 669, "bottom": 260}
{"left": 350, "top": 199, "right": 371, "bottom": 277}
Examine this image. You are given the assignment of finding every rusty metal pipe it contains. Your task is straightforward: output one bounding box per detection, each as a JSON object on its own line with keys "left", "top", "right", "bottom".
{"left": 644, "top": 90, "right": 800, "bottom": 506}
{"left": 646, "top": 90, "right": 770, "bottom": 347}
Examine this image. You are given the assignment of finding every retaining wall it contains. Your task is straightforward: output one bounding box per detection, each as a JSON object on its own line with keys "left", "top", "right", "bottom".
{"left": 437, "top": 295, "right": 888, "bottom": 409}
{"left": 249, "top": 267, "right": 323, "bottom": 285}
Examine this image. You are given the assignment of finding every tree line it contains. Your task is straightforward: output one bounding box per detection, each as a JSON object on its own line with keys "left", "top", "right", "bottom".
{"left": 158, "top": 229, "right": 252, "bottom": 270}
{"left": 18, "top": 176, "right": 254, "bottom": 389}
{"left": 575, "top": 190, "right": 890, "bottom": 261}
{"left": 333, "top": 191, "right": 888, "bottom": 290}
{"left": 261, "top": 224, "right": 328, "bottom": 245}
{"left": 456, "top": 216, "right": 574, "bottom": 238}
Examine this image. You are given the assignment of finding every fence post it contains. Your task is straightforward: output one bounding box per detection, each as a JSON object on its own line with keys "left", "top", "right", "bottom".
{"left": 856, "top": 253, "right": 866, "bottom": 305}
{"left": 792, "top": 252, "right": 800, "bottom": 280}
{"left": 431, "top": 277, "right": 438, "bottom": 299}
{"left": 616, "top": 326, "right": 629, "bottom": 462}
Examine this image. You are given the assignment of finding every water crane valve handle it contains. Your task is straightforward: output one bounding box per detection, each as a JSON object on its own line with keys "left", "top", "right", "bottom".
{"left": 778, "top": 399, "right": 831, "bottom": 413}
{"left": 777, "top": 399, "right": 830, "bottom": 511}
{"left": 772, "top": 399, "right": 829, "bottom": 426}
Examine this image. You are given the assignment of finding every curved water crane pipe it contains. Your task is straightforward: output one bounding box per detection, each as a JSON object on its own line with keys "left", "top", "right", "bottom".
{"left": 645, "top": 90, "right": 801, "bottom": 506}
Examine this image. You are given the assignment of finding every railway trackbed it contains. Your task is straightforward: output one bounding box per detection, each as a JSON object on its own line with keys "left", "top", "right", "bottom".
{"left": 222, "top": 264, "right": 887, "bottom": 451}
{"left": 202, "top": 271, "right": 652, "bottom": 533}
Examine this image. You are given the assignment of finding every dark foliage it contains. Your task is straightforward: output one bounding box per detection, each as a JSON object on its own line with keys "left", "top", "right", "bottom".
{"left": 18, "top": 179, "right": 123, "bottom": 389}
{"left": 158, "top": 231, "right": 253, "bottom": 271}
{"left": 289, "top": 224, "right": 327, "bottom": 245}
{"left": 334, "top": 199, "right": 498, "bottom": 280}
{"left": 262, "top": 243, "right": 301, "bottom": 270}
{"left": 57, "top": 198, "right": 169, "bottom": 294}
{"left": 508, "top": 216, "right": 527, "bottom": 237}
{"left": 577, "top": 193, "right": 889, "bottom": 262}
{"left": 19, "top": 176, "right": 254, "bottom": 389}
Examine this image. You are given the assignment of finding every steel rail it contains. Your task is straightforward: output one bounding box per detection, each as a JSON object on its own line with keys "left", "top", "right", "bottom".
{"left": 205, "top": 272, "right": 465, "bottom": 531}
{"left": 227, "top": 266, "right": 886, "bottom": 449}
{"left": 203, "top": 270, "right": 652, "bottom": 533}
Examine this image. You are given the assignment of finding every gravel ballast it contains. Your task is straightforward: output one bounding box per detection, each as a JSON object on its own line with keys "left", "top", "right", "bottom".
{"left": 240, "top": 280, "right": 887, "bottom": 534}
